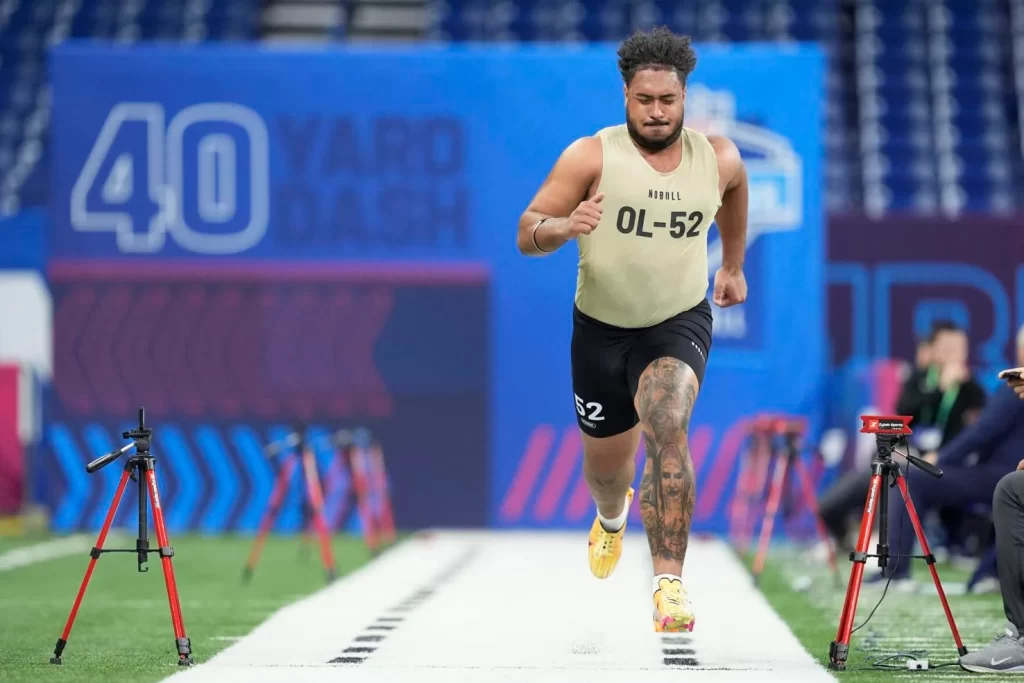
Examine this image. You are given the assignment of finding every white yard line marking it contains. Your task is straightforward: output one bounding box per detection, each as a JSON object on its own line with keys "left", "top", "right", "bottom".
{"left": 0, "top": 535, "right": 93, "bottom": 571}
{"left": 164, "top": 531, "right": 835, "bottom": 682}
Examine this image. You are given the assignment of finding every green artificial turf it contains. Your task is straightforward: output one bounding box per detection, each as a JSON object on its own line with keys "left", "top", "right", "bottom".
{"left": 749, "top": 544, "right": 1015, "bottom": 681}
{"left": 0, "top": 533, "right": 375, "bottom": 683}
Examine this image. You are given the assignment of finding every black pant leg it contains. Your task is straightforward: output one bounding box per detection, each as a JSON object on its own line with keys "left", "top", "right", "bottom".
{"left": 938, "top": 505, "right": 966, "bottom": 551}
{"left": 818, "top": 469, "right": 870, "bottom": 546}
{"left": 993, "top": 471, "right": 1024, "bottom": 631}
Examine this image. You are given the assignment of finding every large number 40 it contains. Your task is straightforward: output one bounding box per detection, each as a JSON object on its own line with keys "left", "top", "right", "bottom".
{"left": 574, "top": 393, "right": 605, "bottom": 421}
{"left": 70, "top": 102, "right": 270, "bottom": 254}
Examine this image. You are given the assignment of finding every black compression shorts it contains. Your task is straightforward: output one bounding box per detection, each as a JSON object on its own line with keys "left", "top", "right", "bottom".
{"left": 570, "top": 299, "right": 713, "bottom": 438}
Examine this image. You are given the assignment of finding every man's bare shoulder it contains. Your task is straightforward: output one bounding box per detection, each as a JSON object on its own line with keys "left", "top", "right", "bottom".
{"left": 560, "top": 134, "right": 603, "bottom": 168}
{"left": 705, "top": 134, "right": 744, "bottom": 188}
{"left": 706, "top": 134, "right": 741, "bottom": 163}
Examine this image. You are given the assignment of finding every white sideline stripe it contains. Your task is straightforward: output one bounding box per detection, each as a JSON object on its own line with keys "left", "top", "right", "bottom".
{"left": 0, "top": 535, "right": 93, "bottom": 571}
{"left": 164, "top": 531, "right": 836, "bottom": 682}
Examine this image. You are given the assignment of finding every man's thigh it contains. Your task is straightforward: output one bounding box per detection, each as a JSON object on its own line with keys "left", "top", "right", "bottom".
{"left": 627, "top": 299, "right": 713, "bottom": 398}
{"left": 902, "top": 466, "right": 1004, "bottom": 507}
{"left": 820, "top": 469, "right": 871, "bottom": 513}
{"left": 571, "top": 307, "right": 640, "bottom": 438}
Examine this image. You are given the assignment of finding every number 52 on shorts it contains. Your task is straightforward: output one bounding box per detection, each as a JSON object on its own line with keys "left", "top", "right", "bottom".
{"left": 574, "top": 394, "right": 605, "bottom": 422}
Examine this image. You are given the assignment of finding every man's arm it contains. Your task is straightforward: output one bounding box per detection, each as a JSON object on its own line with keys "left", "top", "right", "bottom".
{"left": 517, "top": 136, "right": 601, "bottom": 256}
{"left": 708, "top": 135, "right": 748, "bottom": 273}
{"left": 938, "top": 388, "right": 1020, "bottom": 467}
{"left": 960, "top": 378, "right": 987, "bottom": 425}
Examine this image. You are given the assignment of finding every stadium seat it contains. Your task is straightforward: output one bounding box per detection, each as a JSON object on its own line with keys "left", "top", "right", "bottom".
{"left": 0, "top": 0, "right": 261, "bottom": 216}
{"left": 0, "top": 0, "right": 1021, "bottom": 215}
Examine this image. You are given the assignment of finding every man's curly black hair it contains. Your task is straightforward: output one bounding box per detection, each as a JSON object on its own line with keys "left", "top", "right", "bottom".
{"left": 617, "top": 26, "right": 698, "bottom": 86}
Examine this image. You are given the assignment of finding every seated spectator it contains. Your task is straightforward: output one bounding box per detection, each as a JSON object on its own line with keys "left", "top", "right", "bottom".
{"left": 912, "top": 322, "right": 988, "bottom": 561}
{"left": 875, "top": 323, "right": 1024, "bottom": 588}
{"left": 959, "top": 336, "right": 1024, "bottom": 673}
{"left": 818, "top": 322, "right": 986, "bottom": 553}
{"left": 960, "top": 463, "right": 1024, "bottom": 673}
{"left": 901, "top": 321, "right": 986, "bottom": 448}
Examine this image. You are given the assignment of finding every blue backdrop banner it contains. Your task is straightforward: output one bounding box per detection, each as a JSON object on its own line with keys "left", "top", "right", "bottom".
{"left": 48, "top": 41, "right": 825, "bottom": 532}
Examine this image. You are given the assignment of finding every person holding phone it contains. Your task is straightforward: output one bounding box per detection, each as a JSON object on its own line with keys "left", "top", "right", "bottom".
{"left": 955, "top": 327, "right": 1024, "bottom": 672}
{"left": 1000, "top": 368, "right": 1024, "bottom": 399}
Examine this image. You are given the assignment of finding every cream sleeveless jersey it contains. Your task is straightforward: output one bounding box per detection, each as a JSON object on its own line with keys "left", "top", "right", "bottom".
{"left": 574, "top": 124, "right": 722, "bottom": 329}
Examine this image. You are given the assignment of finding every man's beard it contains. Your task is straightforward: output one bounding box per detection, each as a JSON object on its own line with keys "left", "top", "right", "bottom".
{"left": 626, "top": 114, "right": 684, "bottom": 152}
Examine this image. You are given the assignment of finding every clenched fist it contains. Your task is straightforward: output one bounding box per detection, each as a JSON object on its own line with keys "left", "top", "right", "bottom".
{"left": 713, "top": 266, "right": 748, "bottom": 308}
{"left": 560, "top": 192, "right": 604, "bottom": 238}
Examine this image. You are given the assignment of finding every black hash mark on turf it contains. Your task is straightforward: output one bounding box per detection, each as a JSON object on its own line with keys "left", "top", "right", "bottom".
{"left": 328, "top": 546, "right": 479, "bottom": 666}
{"left": 660, "top": 634, "right": 698, "bottom": 667}
{"left": 664, "top": 657, "right": 700, "bottom": 666}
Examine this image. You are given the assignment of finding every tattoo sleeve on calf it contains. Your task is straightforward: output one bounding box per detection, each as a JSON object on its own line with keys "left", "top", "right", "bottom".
{"left": 637, "top": 359, "right": 698, "bottom": 565}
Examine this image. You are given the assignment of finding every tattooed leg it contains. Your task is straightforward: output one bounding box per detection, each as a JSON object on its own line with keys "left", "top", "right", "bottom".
{"left": 634, "top": 357, "right": 699, "bottom": 577}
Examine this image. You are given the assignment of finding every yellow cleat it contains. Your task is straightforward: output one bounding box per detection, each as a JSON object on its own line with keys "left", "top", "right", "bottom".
{"left": 652, "top": 576, "right": 695, "bottom": 632}
{"left": 587, "top": 488, "right": 634, "bottom": 579}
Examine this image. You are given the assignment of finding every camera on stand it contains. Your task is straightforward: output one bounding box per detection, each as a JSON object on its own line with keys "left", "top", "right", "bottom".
{"left": 49, "top": 407, "right": 193, "bottom": 667}
{"left": 827, "top": 415, "right": 966, "bottom": 671}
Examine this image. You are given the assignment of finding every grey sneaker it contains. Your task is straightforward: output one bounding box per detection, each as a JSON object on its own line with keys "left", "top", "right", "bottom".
{"left": 959, "top": 623, "right": 1024, "bottom": 673}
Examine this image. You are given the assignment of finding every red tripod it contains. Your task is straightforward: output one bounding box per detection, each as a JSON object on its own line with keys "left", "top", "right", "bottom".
{"left": 242, "top": 431, "right": 336, "bottom": 583}
{"left": 729, "top": 415, "right": 776, "bottom": 553}
{"left": 828, "top": 415, "right": 967, "bottom": 670}
{"left": 751, "top": 416, "right": 839, "bottom": 583}
{"left": 328, "top": 429, "right": 396, "bottom": 553}
{"left": 50, "top": 408, "right": 193, "bottom": 666}
{"left": 367, "top": 439, "right": 397, "bottom": 547}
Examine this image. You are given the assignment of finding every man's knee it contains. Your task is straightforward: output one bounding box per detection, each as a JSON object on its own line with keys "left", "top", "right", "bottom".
{"left": 581, "top": 428, "right": 640, "bottom": 476}
{"left": 994, "top": 470, "right": 1024, "bottom": 511}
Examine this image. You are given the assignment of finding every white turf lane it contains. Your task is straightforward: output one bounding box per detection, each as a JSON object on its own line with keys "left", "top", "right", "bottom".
{"left": 165, "top": 530, "right": 835, "bottom": 682}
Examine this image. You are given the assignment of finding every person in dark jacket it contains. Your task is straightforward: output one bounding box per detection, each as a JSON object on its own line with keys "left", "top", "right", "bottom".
{"left": 897, "top": 321, "right": 987, "bottom": 450}
{"left": 909, "top": 322, "right": 988, "bottom": 559}
{"left": 818, "top": 322, "right": 986, "bottom": 553}
{"left": 877, "top": 332, "right": 1024, "bottom": 586}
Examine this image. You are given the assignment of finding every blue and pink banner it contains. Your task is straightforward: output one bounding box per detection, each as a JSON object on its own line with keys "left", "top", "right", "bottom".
{"left": 45, "top": 41, "right": 826, "bottom": 532}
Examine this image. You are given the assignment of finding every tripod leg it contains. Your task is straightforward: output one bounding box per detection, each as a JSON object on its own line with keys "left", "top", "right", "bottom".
{"left": 743, "top": 440, "right": 772, "bottom": 553}
{"left": 301, "top": 448, "right": 337, "bottom": 582}
{"left": 792, "top": 456, "right": 840, "bottom": 582}
{"left": 51, "top": 467, "right": 134, "bottom": 664}
{"left": 729, "top": 438, "right": 754, "bottom": 547}
{"left": 243, "top": 455, "right": 297, "bottom": 581}
{"left": 829, "top": 473, "right": 884, "bottom": 670}
{"left": 321, "top": 457, "right": 345, "bottom": 532}
{"left": 370, "top": 444, "right": 396, "bottom": 545}
{"left": 752, "top": 448, "right": 789, "bottom": 581}
{"left": 144, "top": 467, "right": 194, "bottom": 666}
{"left": 893, "top": 475, "right": 968, "bottom": 656}
{"left": 352, "top": 449, "right": 379, "bottom": 551}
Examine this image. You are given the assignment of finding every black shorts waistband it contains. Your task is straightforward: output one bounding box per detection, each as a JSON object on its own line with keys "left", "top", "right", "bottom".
{"left": 573, "top": 299, "right": 710, "bottom": 331}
